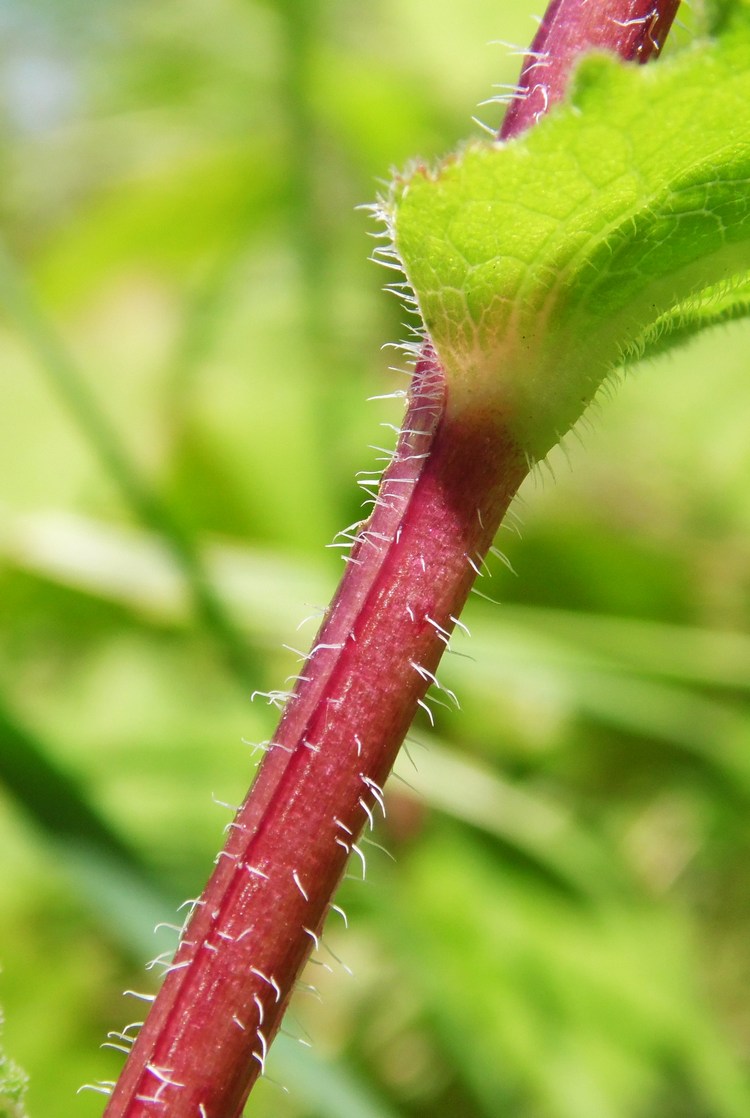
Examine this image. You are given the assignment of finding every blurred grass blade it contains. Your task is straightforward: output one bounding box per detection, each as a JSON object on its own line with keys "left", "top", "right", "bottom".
{"left": 269, "top": 1033, "right": 404, "bottom": 1118}
{"left": 0, "top": 242, "right": 258, "bottom": 691}
{"left": 392, "top": 737, "right": 628, "bottom": 900}
{"left": 4, "top": 509, "right": 749, "bottom": 795}
{"left": 507, "top": 605, "right": 750, "bottom": 691}
{"left": 0, "top": 690, "right": 175, "bottom": 953}
{"left": 0, "top": 508, "right": 332, "bottom": 640}
{"left": 453, "top": 619, "right": 750, "bottom": 795}
{"left": 384, "top": 831, "right": 750, "bottom": 1118}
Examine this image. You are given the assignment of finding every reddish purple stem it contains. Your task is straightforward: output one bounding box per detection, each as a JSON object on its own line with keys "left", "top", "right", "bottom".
{"left": 500, "top": 0, "right": 680, "bottom": 139}
{"left": 104, "top": 355, "right": 528, "bottom": 1118}
{"left": 103, "top": 3, "right": 681, "bottom": 1116}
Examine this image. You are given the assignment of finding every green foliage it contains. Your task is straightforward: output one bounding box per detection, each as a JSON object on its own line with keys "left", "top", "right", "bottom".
{"left": 0, "top": 1014, "right": 27, "bottom": 1118}
{"left": 383, "top": 830, "right": 750, "bottom": 1118}
{"left": 0, "top": 3, "right": 748, "bottom": 1117}
{"left": 706, "top": 0, "right": 750, "bottom": 35}
{"left": 391, "top": 17, "right": 750, "bottom": 461}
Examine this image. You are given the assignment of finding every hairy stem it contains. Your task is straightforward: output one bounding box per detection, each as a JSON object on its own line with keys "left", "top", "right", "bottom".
{"left": 499, "top": 0, "right": 680, "bottom": 139}
{"left": 103, "top": 2, "right": 681, "bottom": 1115}
{"left": 104, "top": 352, "right": 526, "bottom": 1117}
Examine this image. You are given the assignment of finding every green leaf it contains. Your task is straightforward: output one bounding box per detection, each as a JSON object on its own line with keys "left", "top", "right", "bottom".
{"left": 636, "top": 272, "right": 750, "bottom": 361}
{"left": 390, "top": 23, "right": 750, "bottom": 462}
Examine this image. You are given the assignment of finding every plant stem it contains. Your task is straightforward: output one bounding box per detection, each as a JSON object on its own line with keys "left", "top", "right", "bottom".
{"left": 104, "top": 350, "right": 526, "bottom": 1118}
{"left": 499, "top": 0, "right": 681, "bottom": 139}
{"left": 103, "top": 3, "right": 681, "bottom": 1115}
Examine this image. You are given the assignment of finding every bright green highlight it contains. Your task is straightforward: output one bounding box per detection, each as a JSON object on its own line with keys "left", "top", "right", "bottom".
{"left": 391, "top": 23, "right": 750, "bottom": 461}
{"left": 0, "top": 1015, "right": 27, "bottom": 1118}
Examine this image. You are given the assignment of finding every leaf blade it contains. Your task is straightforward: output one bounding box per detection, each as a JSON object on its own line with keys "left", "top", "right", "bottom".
{"left": 391, "top": 26, "right": 750, "bottom": 460}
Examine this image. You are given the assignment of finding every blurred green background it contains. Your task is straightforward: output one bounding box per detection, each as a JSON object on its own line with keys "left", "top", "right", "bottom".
{"left": 0, "top": 1, "right": 749, "bottom": 1115}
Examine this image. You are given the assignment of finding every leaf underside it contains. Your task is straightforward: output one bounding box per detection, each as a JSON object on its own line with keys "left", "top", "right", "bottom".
{"left": 390, "top": 13, "right": 750, "bottom": 461}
